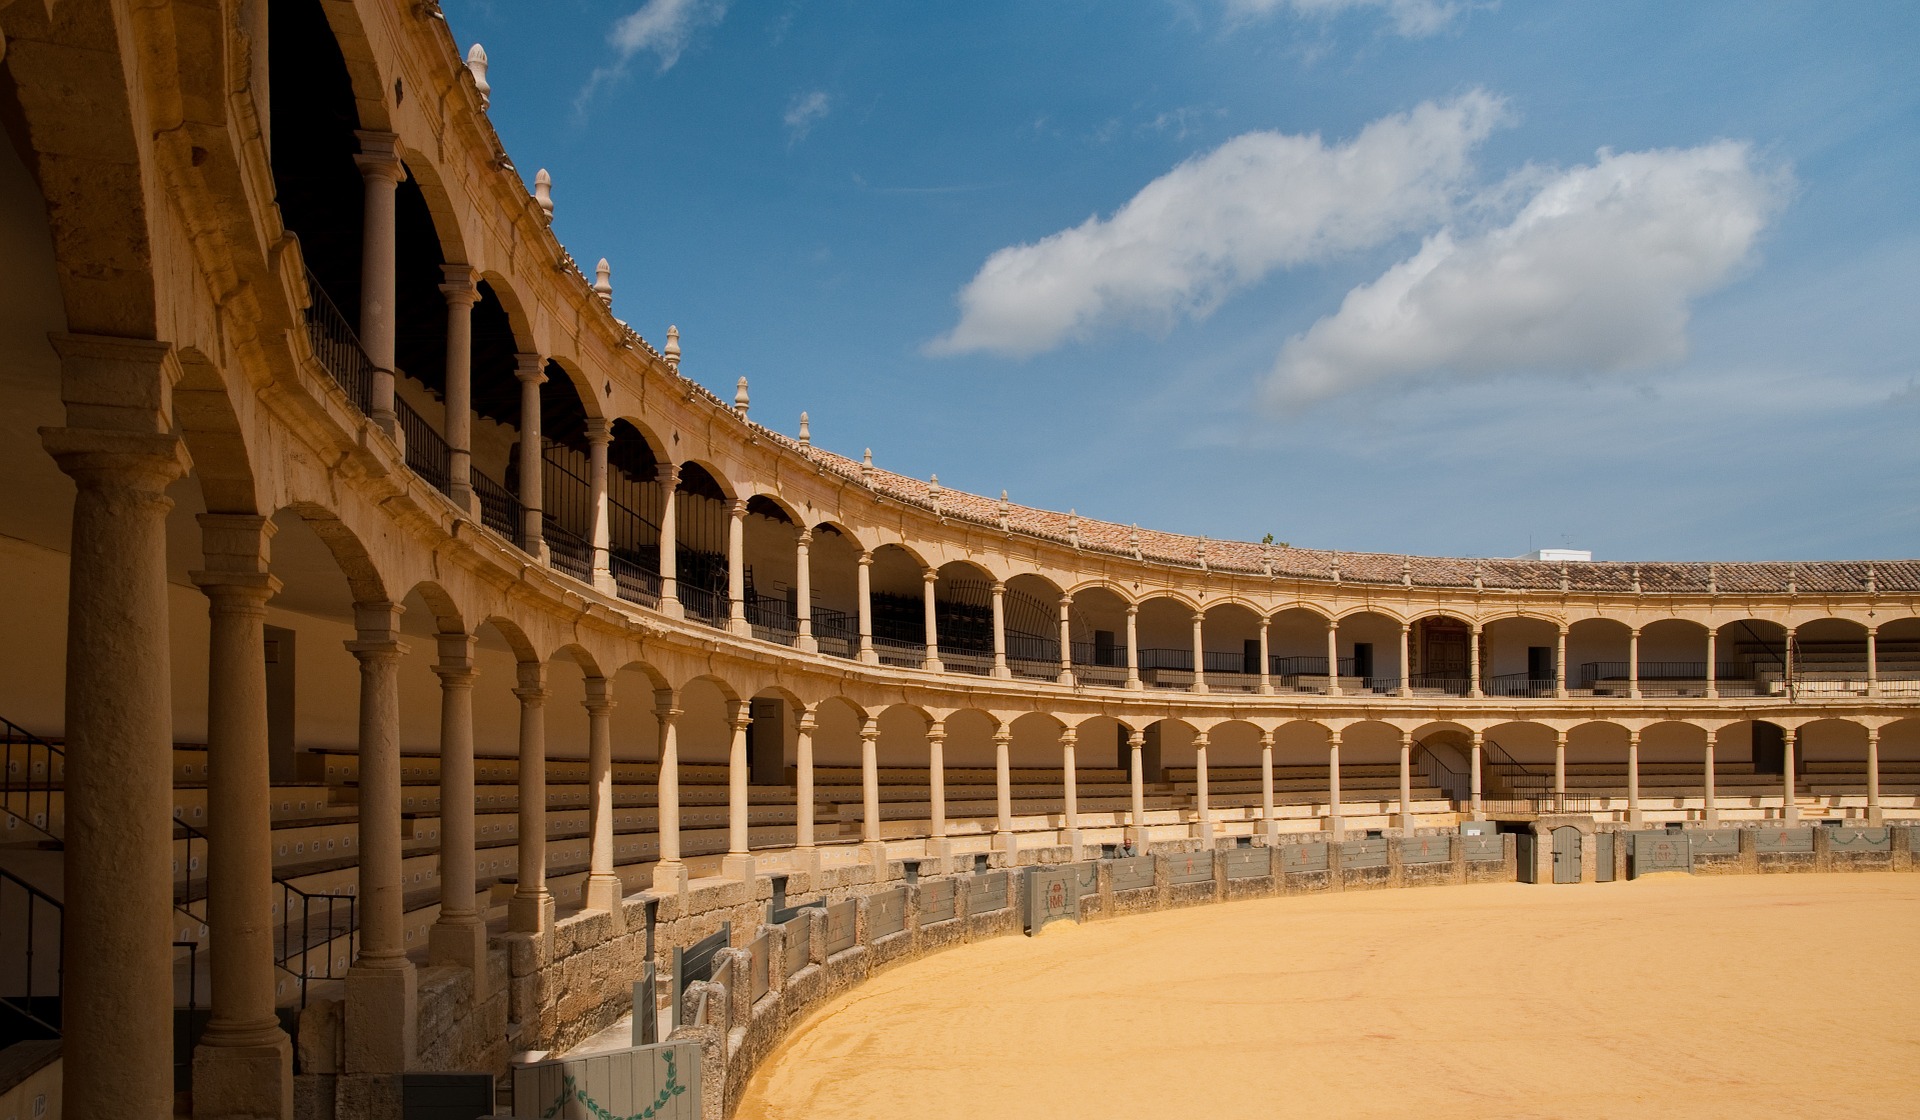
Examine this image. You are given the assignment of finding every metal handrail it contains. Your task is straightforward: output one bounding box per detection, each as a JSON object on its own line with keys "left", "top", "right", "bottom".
{"left": 678, "top": 583, "right": 729, "bottom": 628}
{"left": 610, "top": 554, "right": 661, "bottom": 607}
{"left": 0, "top": 867, "right": 61, "bottom": 1038}
{"left": 302, "top": 269, "right": 375, "bottom": 414}
{"left": 1, "top": 717, "right": 61, "bottom": 842}
{"left": 543, "top": 519, "right": 592, "bottom": 581}
{"left": 395, "top": 396, "right": 451, "bottom": 495}
{"left": 472, "top": 468, "right": 524, "bottom": 545}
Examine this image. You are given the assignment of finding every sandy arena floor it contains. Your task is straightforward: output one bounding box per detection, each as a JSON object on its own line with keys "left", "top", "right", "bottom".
{"left": 733, "top": 876, "right": 1920, "bottom": 1119}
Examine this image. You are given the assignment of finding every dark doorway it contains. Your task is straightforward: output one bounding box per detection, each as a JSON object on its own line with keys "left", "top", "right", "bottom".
{"left": 1527, "top": 645, "right": 1553, "bottom": 683}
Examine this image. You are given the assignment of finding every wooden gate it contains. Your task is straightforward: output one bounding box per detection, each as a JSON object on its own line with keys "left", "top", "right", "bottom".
{"left": 1552, "top": 826, "right": 1581, "bottom": 883}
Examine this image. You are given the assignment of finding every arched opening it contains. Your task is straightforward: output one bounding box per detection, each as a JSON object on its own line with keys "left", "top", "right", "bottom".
{"left": 1711, "top": 618, "right": 1789, "bottom": 698}
{"left": 672, "top": 464, "right": 732, "bottom": 626}
{"left": 1566, "top": 617, "right": 1632, "bottom": 695}
{"left": 1003, "top": 573, "right": 1065, "bottom": 680}
{"left": 803, "top": 524, "right": 862, "bottom": 658}
{"left": 1334, "top": 610, "right": 1404, "bottom": 696}
{"left": 866, "top": 545, "right": 928, "bottom": 667}
{"left": 268, "top": 0, "right": 363, "bottom": 307}
{"left": 606, "top": 420, "right": 664, "bottom": 605}
{"left": 519, "top": 362, "right": 596, "bottom": 575}
{"left": 1267, "top": 607, "right": 1333, "bottom": 693}
{"left": 1410, "top": 612, "right": 1474, "bottom": 696}
{"left": 932, "top": 560, "right": 997, "bottom": 675}
{"left": 1134, "top": 596, "right": 1197, "bottom": 689}
{"left": 1480, "top": 615, "right": 1561, "bottom": 698}
{"left": 1636, "top": 618, "right": 1712, "bottom": 697}
{"left": 741, "top": 496, "right": 799, "bottom": 642}
{"left": 1066, "top": 586, "right": 1132, "bottom": 687}
{"left": 1199, "top": 602, "right": 1261, "bottom": 692}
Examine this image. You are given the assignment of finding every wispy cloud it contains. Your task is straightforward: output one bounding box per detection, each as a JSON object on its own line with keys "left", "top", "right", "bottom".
{"left": 576, "top": 0, "right": 728, "bottom": 111}
{"left": 784, "top": 90, "right": 831, "bottom": 144}
{"left": 1226, "top": 0, "right": 1478, "bottom": 38}
{"left": 1266, "top": 142, "right": 1792, "bottom": 405}
{"left": 927, "top": 91, "right": 1509, "bottom": 357}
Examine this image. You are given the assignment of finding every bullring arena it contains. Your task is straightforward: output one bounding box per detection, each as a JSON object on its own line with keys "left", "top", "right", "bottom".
{"left": 0, "top": 3, "right": 1915, "bottom": 1119}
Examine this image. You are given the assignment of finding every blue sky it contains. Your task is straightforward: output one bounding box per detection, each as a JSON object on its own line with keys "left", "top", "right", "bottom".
{"left": 441, "top": 0, "right": 1919, "bottom": 561}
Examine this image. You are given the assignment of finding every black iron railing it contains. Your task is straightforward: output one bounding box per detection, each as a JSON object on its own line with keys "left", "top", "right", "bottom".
{"left": 0, "top": 867, "right": 61, "bottom": 1040}
{"left": 1, "top": 718, "right": 61, "bottom": 842}
{"left": 302, "top": 269, "right": 375, "bottom": 414}
{"left": 1487, "top": 674, "right": 1557, "bottom": 698}
{"left": 611, "top": 555, "right": 661, "bottom": 607}
{"left": 395, "top": 397, "right": 451, "bottom": 495}
{"left": 473, "top": 469, "right": 523, "bottom": 545}
{"left": 678, "top": 583, "right": 729, "bottom": 628}
{"left": 279, "top": 880, "right": 355, "bottom": 1009}
{"left": 543, "top": 520, "right": 592, "bottom": 581}
{"left": 1578, "top": 662, "right": 1747, "bottom": 687}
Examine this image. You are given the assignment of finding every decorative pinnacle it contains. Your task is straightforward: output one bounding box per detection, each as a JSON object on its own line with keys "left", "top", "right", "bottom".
{"left": 734, "top": 376, "right": 750, "bottom": 418}
{"left": 861, "top": 448, "right": 873, "bottom": 483}
{"left": 663, "top": 325, "right": 680, "bottom": 370}
{"left": 465, "top": 44, "right": 490, "bottom": 109}
{"left": 798, "top": 411, "right": 810, "bottom": 447}
{"left": 533, "top": 168, "right": 553, "bottom": 220}
{"left": 1129, "top": 524, "right": 1141, "bottom": 560}
{"left": 592, "top": 258, "right": 612, "bottom": 305}
{"left": 997, "top": 490, "right": 1010, "bottom": 530}
{"left": 1068, "top": 509, "right": 1080, "bottom": 548}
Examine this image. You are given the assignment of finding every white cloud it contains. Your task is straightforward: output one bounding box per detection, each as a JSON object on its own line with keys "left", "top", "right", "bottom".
{"left": 609, "top": 0, "right": 728, "bottom": 72}
{"left": 927, "top": 91, "right": 1508, "bottom": 358}
{"left": 784, "top": 90, "right": 831, "bottom": 143}
{"left": 1227, "top": 0, "right": 1471, "bottom": 37}
{"left": 1266, "top": 141, "right": 1791, "bottom": 405}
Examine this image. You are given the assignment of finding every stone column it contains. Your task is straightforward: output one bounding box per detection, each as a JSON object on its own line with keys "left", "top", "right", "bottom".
{"left": 344, "top": 602, "right": 415, "bottom": 1073}
{"left": 653, "top": 692, "right": 687, "bottom": 893}
{"left": 794, "top": 528, "right": 817, "bottom": 652}
{"left": 1469, "top": 730, "right": 1484, "bottom": 820}
{"left": 191, "top": 515, "right": 291, "bottom": 1120}
{"left": 1325, "top": 620, "right": 1342, "bottom": 697}
{"left": 1555, "top": 626, "right": 1569, "bottom": 699}
{"left": 1326, "top": 731, "right": 1344, "bottom": 839}
{"left": 1468, "top": 624, "right": 1483, "bottom": 698}
{"left": 1626, "top": 729, "right": 1643, "bottom": 824}
{"left": 1125, "top": 606, "right": 1142, "bottom": 690}
{"left": 1259, "top": 730, "right": 1278, "bottom": 841}
{"left": 922, "top": 570, "right": 944, "bottom": 671}
{"left": 514, "top": 353, "right": 546, "bottom": 558}
{"left": 1399, "top": 730, "right": 1415, "bottom": 828}
{"left": 354, "top": 130, "right": 404, "bottom": 434}
{"left": 1192, "top": 731, "right": 1212, "bottom": 843}
{"left": 927, "top": 721, "right": 947, "bottom": 848}
{"left": 724, "top": 700, "right": 754, "bottom": 878}
{"left": 1555, "top": 729, "right": 1568, "bottom": 813}
{"left": 1399, "top": 623, "right": 1413, "bottom": 698}
{"left": 1702, "top": 727, "right": 1718, "bottom": 825}
{"left": 860, "top": 719, "right": 885, "bottom": 861}
{"left": 439, "top": 265, "right": 479, "bottom": 512}
{"left": 726, "top": 499, "right": 748, "bottom": 635}
{"left": 1866, "top": 726, "right": 1882, "bottom": 825}
{"left": 856, "top": 550, "right": 876, "bottom": 663}
{"left": 990, "top": 581, "right": 1009, "bottom": 678}
{"left": 794, "top": 707, "right": 817, "bottom": 856}
{"left": 584, "top": 678, "right": 622, "bottom": 920}
{"left": 42, "top": 366, "right": 190, "bottom": 1120}
{"left": 1190, "top": 612, "right": 1208, "bottom": 694}
{"left": 509, "top": 661, "right": 553, "bottom": 933}
{"left": 429, "top": 633, "right": 486, "bottom": 991}
{"left": 1628, "top": 627, "right": 1641, "bottom": 699}
{"left": 1705, "top": 627, "right": 1719, "bottom": 699}
{"left": 587, "top": 419, "right": 614, "bottom": 593}
{"left": 1782, "top": 726, "right": 1799, "bottom": 823}
{"left": 1060, "top": 727, "right": 1080, "bottom": 854}
{"left": 657, "top": 464, "right": 682, "bottom": 616}
{"left": 1128, "top": 729, "right": 1147, "bottom": 848}
{"left": 1057, "top": 596, "right": 1076, "bottom": 685}
{"left": 1257, "top": 619, "right": 1273, "bottom": 694}
{"left": 993, "top": 726, "right": 1015, "bottom": 852}
{"left": 1865, "top": 626, "right": 1879, "bottom": 696}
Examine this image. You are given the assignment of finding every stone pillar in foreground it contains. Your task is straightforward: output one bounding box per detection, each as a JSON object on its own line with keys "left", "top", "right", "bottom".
{"left": 993, "top": 726, "right": 1015, "bottom": 853}
{"left": 1192, "top": 731, "right": 1212, "bottom": 843}
{"left": 989, "top": 581, "right": 1009, "bottom": 678}
{"left": 429, "top": 632, "right": 487, "bottom": 994}
{"left": 509, "top": 660, "right": 553, "bottom": 933}
{"left": 1259, "top": 729, "right": 1277, "bottom": 841}
{"left": 354, "top": 130, "right": 403, "bottom": 435}
{"left": 1782, "top": 725, "right": 1800, "bottom": 824}
{"left": 192, "top": 515, "right": 293, "bottom": 1120}
{"left": 1128, "top": 729, "right": 1148, "bottom": 849}
{"left": 345, "top": 602, "right": 415, "bottom": 1074}
{"left": 1060, "top": 726, "right": 1080, "bottom": 854}
{"left": 1701, "top": 727, "right": 1718, "bottom": 826}
{"left": 440, "top": 266, "right": 479, "bottom": 513}
{"left": 1866, "top": 726, "right": 1881, "bottom": 825}
{"left": 584, "top": 677, "right": 623, "bottom": 922}
{"left": 1326, "top": 731, "right": 1344, "bottom": 840}
{"left": 514, "top": 353, "right": 546, "bottom": 558}
{"left": 656, "top": 464, "right": 682, "bottom": 617}
{"left": 1626, "top": 729, "right": 1643, "bottom": 825}
{"left": 587, "top": 419, "right": 614, "bottom": 593}
{"left": 927, "top": 720, "right": 948, "bottom": 850}
{"left": 1398, "top": 729, "right": 1415, "bottom": 828}
{"left": 724, "top": 700, "right": 755, "bottom": 879}
{"left": 653, "top": 692, "right": 687, "bottom": 893}
{"left": 1125, "top": 606, "right": 1142, "bottom": 690}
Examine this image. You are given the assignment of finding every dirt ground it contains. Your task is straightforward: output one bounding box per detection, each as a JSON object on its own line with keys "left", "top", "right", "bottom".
{"left": 733, "top": 875, "right": 1920, "bottom": 1119}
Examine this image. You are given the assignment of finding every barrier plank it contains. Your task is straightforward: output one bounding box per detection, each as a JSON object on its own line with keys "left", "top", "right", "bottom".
{"left": 1628, "top": 831, "right": 1692, "bottom": 876}
{"left": 781, "top": 914, "right": 809, "bottom": 978}
{"left": 512, "top": 1040, "right": 700, "bottom": 1120}
{"left": 1340, "top": 838, "right": 1387, "bottom": 869}
{"left": 824, "top": 899, "right": 857, "bottom": 955}
{"left": 1690, "top": 830, "right": 1739, "bottom": 857}
{"left": 1222, "top": 848, "right": 1269, "bottom": 880}
{"left": 1827, "top": 827, "right": 1891, "bottom": 852}
{"left": 1398, "top": 836, "right": 1450, "bottom": 865}
{"left": 1108, "top": 855, "right": 1155, "bottom": 893}
{"left": 1023, "top": 865, "right": 1082, "bottom": 934}
{"left": 748, "top": 933, "right": 770, "bottom": 1002}
{"left": 968, "top": 870, "right": 1009, "bottom": 915}
{"left": 1168, "top": 851, "right": 1214, "bottom": 885}
{"left": 869, "top": 887, "right": 907, "bottom": 939}
{"left": 1753, "top": 828, "right": 1813, "bottom": 854}
{"left": 919, "top": 879, "right": 959, "bottom": 924}
{"left": 1461, "top": 835, "right": 1504, "bottom": 862}
{"left": 1279, "top": 842, "right": 1329, "bottom": 873}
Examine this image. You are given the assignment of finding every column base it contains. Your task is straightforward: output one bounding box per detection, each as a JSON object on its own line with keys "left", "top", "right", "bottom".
{"left": 344, "top": 962, "right": 417, "bottom": 1075}
{"left": 728, "top": 618, "right": 751, "bottom": 637}
{"left": 1061, "top": 828, "right": 1082, "bottom": 859}
{"left": 991, "top": 665, "right": 1012, "bottom": 679}
{"left": 1126, "top": 824, "right": 1150, "bottom": 851}
{"left": 789, "top": 846, "right": 823, "bottom": 874}
{"left": 1627, "top": 808, "right": 1645, "bottom": 825}
{"left": 1125, "top": 678, "right": 1143, "bottom": 691}
{"left": 1867, "top": 807, "right": 1883, "bottom": 826}
{"left": 1263, "top": 819, "right": 1282, "bottom": 842}
{"left": 584, "top": 874, "right": 626, "bottom": 928}
{"left": 720, "top": 853, "right": 757, "bottom": 881}
{"left": 1057, "top": 672, "right": 1076, "bottom": 687}
{"left": 592, "top": 570, "right": 618, "bottom": 596}
{"left": 924, "top": 657, "right": 945, "bottom": 673}
{"left": 993, "top": 831, "right": 1018, "bottom": 855}
{"left": 428, "top": 914, "right": 491, "bottom": 1000}
{"left": 1394, "top": 813, "right": 1417, "bottom": 832}
{"left": 1325, "top": 816, "right": 1344, "bottom": 840}
{"left": 858, "top": 647, "right": 878, "bottom": 665}
{"left": 923, "top": 838, "right": 953, "bottom": 864}
{"left": 861, "top": 841, "right": 890, "bottom": 872}
{"left": 1783, "top": 804, "right": 1801, "bottom": 824}
{"left": 660, "top": 598, "right": 685, "bottom": 620}
{"left": 507, "top": 890, "right": 554, "bottom": 935}
{"left": 1192, "top": 821, "right": 1215, "bottom": 844}
{"left": 795, "top": 636, "right": 819, "bottom": 653}
{"left": 651, "top": 860, "right": 688, "bottom": 894}
{"left": 449, "top": 483, "right": 479, "bottom": 518}
{"left": 193, "top": 1028, "right": 294, "bottom": 1120}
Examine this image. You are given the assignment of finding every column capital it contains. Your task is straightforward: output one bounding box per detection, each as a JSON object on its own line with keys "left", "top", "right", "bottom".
{"left": 1192, "top": 731, "right": 1210, "bottom": 748}
{"left": 1259, "top": 730, "right": 1275, "bottom": 747}
{"left": 990, "top": 580, "right": 1005, "bottom": 593}
{"left": 1703, "top": 726, "right": 1718, "bottom": 744}
{"left": 1865, "top": 726, "right": 1880, "bottom": 741}
{"left": 1469, "top": 728, "right": 1485, "bottom": 745}
{"left": 796, "top": 707, "right": 818, "bottom": 733}
{"left": 861, "top": 718, "right": 881, "bottom": 740}
{"left": 923, "top": 569, "right": 939, "bottom": 584}
{"left": 1192, "top": 611, "right": 1206, "bottom": 625}
{"left": 1059, "top": 727, "right": 1077, "bottom": 746}
{"left": 1128, "top": 730, "right": 1145, "bottom": 747}
{"left": 352, "top": 130, "right": 406, "bottom": 182}
{"left": 728, "top": 700, "right": 753, "bottom": 730}
{"left": 41, "top": 427, "right": 189, "bottom": 495}
{"left": 925, "top": 721, "right": 946, "bottom": 743}
{"left": 653, "top": 687, "right": 680, "bottom": 718}
{"left": 1258, "top": 617, "right": 1270, "bottom": 631}
{"left": 858, "top": 550, "right": 873, "bottom": 567}
{"left": 344, "top": 637, "right": 406, "bottom": 663}
{"left": 729, "top": 498, "right": 748, "bottom": 518}
{"left": 434, "top": 631, "right": 478, "bottom": 672}
{"left": 657, "top": 461, "right": 680, "bottom": 488}
{"left": 190, "top": 569, "right": 281, "bottom": 606}
{"left": 513, "top": 353, "right": 547, "bottom": 383}
{"left": 1628, "top": 626, "right": 1642, "bottom": 637}
{"left": 583, "top": 676, "right": 615, "bottom": 712}
{"left": 439, "top": 263, "right": 480, "bottom": 302}
{"left": 514, "top": 660, "right": 547, "bottom": 698}
{"left": 583, "top": 417, "right": 612, "bottom": 445}
{"left": 1126, "top": 604, "right": 1139, "bottom": 618}
{"left": 194, "top": 512, "right": 277, "bottom": 571}
{"left": 796, "top": 525, "right": 813, "bottom": 547}
{"left": 353, "top": 600, "right": 404, "bottom": 637}
{"left": 1627, "top": 729, "right": 1642, "bottom": 745}
{"left": 1325, "top": 730, "right": 1341, "bottom": 747}
{"left": 1400, "top": 729, "right": 1416, "bottom": 744}
{"left": 991, "top": 726, "right": 1012, "bottom": 745}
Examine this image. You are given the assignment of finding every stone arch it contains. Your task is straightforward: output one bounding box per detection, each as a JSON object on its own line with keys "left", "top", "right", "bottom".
{"left": 273, "top": 500, "right": 391, "bottom": 607}
{"left": 173, "top": 347, "right": 263, "bottom": 516}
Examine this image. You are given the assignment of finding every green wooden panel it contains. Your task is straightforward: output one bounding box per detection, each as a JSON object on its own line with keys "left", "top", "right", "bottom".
{"left": 1222, "top": 848, "right": 1269, "bottom": 880}
{"left": 1167, "top": 851, "right": 1214, "bottom": 885}
{"left": 1689, "top": 830, "right": 1739, "bottom": 857}
{"left": 1460, "top": 834, "right": 1504, "bottom": 862}
{"left": 1552, "top": 827, "right": 1581, "bottom": 883}
{"left": 967, "top": 870, "right": 1009, "bottom": 915}
{"left": 1753, "top": 828, "right": 1813, "bottom": 854}
{"left": 1594, "top": 832, "right": 1615, "bottom": 881}
{"left": 869, "top": 887, "right": 908, "bottom": 938}
{"left": 1279, "top": 842, "right": 1329, "bottom": 873}
{"left": 1341, "top": 838, "right": 1387, "bottom": 869}
{"left": 781, "top": 914, "right": 809, "bottom": 978}
{"left": 1828, "top": 827, "right": 1890, "bottom": 852}
{"left": 824, "top": 899, "right": 857, "bottom": 954}
{"left": 512, "top": 1040, "right": 700, "bottom": 1120}
{"left": 1108, "top": 855, "right": 1155, "bottom": 893}
{"left": 1398, "top": 835, "right": 1451, "bottom": 865}
{"left": 1628, "top": 831, "right": 1691, "bottom": 876}
{"left": 919, "top": 879, "right": 959, "bottom": 924}
{"left": 1023, "top": 866, "right": 1081, "bottom": 934}
{"left": 748, "top": 933, "right": 770, "bottom": 1002}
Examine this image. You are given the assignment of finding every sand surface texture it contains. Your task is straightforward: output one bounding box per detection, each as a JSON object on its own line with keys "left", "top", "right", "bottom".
{"left": 734, "top": 876, "right": 1919, "bottom": 1119}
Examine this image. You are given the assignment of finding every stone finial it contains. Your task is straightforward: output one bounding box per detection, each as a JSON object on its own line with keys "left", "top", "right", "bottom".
{"left": 1197, "top": 536, "right": 1209, "bottom": 571}
{"left": 1401, "top": 556, "right": 1412, "bottom": 588}
{"left": 1067, "top": 509, "right": 1080, "bottom": 549}
{"left": 1473, "top": 560, "right": 1483, "bottom": 592}
{"left": 1865, "top": 564, "right": 1877, "bottom": 594}
{"left": 1560, "top": 562, "right": 1570, "bottom": 593}
{"left": 1707, "top": 563, "right": 1718, "bottom": 595}
{"left": 593, "top": 258, "right": 613, "bottom": 305}
{"left": 861, "top": 448, "right": 874, "bottom": 486}
{"left": 1631, "top": 564, "right": 1642, "bottom": 594}
{"left": 533, "top": 168, "right": 553, "bottom": 220}
{"left": 1129, "top": 524, "right": 1141, "bottom": 561}
{"left": 1787, "top": 564, "right": 1797, "bottom": 597}
{"left": 1330, "top": 556, "right": 1342, "bottom": 584}
{"left": 734, "top": 376, "right": 749, "bottom": 418}
{"left": 466, "top": 44, "right": 491, "bottom": 109}
{"left": 997, "top": 491, "right": 1010, "bottom": 532}
{"left": 1261, "top": 544, "right": 1274, "bottom": 577}
{"left": 798, "top": 411, "right": 810, "bottom": 447}
{"left": 663, "top": 325, "right": 680, "bottom": 370}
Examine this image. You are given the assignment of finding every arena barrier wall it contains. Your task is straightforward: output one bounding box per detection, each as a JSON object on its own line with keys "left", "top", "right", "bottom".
{"left": 1023, "top": 865, "right": 1083, "bottom": 934}
{"left": 513, "top": 1040, "right": 701, "bottom": 1120}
